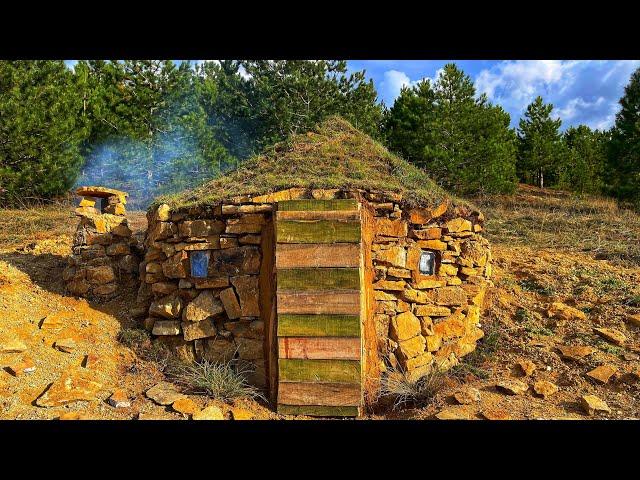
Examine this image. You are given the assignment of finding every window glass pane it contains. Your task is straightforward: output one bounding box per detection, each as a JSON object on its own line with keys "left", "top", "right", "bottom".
{"left": 419, "top": 251, "right": 435, "bottom": 275}
{"left": 190, "top": 251, "right": 210, "bottom": 278}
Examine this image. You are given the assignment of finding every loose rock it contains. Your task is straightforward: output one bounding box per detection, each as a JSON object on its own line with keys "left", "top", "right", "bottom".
{"left": 0, "top": 339, "right": 28, "bottom": 353}
{"left": 586, "top": 365, "right": 618, "bottom": 384}
{"left": 192, "top": 405, "right": 225, "bottom": 420}
{"left": 533, "top": 380, "right": 559, "bottom": 398}
{"left": 516, "top": 358, "right": 536, "bottom": 377}
{"left": 54, "top": 338, "right": 77, "bottom": 353}
{"left": 593, "top": 327, "right": 626, "bottom": 346}
{"left": 145, "top": 382, "right": 184, "bottom": 406}
{"left": 557, "top": 345, "right": 596, "bottom": 361}
{"left": 108, "top": 389, "right": 131, "bottom": 408}
{"left": 453, "top": 387, "right": 481, "bottom": 405}
{"left": 435, "top": 407, "right": 470, "bottom": 420}
{"left": 495, "top": 379, "right": 528, "bottom": 395}
{"left": 36, "top": 368, "right": 102, "bottom": 407}
{"left": 172, "top": 397, "right": 199, "bottom": 416}
{"left": 580, "top": 394, "right": 611, "bottom": 415}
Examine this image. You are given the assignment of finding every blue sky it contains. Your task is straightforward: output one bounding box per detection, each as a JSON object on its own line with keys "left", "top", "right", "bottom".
{"left": 66, "top": 60, "right": 640, "bottom": 131}
{"left": 349, "top": 60, "right": 640, "bottom": 130}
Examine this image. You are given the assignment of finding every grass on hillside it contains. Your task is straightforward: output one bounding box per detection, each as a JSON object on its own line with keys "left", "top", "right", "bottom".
{"left": 475, "top": 184, "right": 640, "bottom": 267}
{"left": 0, "top": 199, "right": 76, "bottom": 249}
{"left": 158, "top": 117, "right": 470, "bottom": 211}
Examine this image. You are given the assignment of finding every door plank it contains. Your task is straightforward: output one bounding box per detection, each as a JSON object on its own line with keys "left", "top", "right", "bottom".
{"left": 275, "top": 243, "right": 360, "bottom": 268}
{"left": 277, "top": 314, "right": 361, "bottom": 337}
{"left": 277, "top": 268, "right": 360, "bottom": 291}
{"left": 278, "top": 337, "right": 361, "bottom": 360}
{"left": 277, "top": 199, "right": 358, "bottom": 211}
{"left": 277, "top": 404, "right": 359, "bottom": 417}
{"left": 276, "top": 220, "right": 361, "bottom": 244}
{"left": 279, "top": 358, "right": 361, "bottom": 383}
{"left": 277, "top": 290, "right": 360, "bottom": 315}
{"left": 277, "top": 382, "right": 361, "bottom": 406}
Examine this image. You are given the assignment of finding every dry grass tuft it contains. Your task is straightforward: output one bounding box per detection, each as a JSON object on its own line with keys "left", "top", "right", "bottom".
{"left": 166, "top": 358, "right": 265, "bottom": 402}
{"left": 474, "top": 184, "right": 640, "bottom": 266}
{"left": 0, "top": 198, "right": 75, "bottom": 249}
{"left": 379, "top": 360, "right": 447, "bottom": 409}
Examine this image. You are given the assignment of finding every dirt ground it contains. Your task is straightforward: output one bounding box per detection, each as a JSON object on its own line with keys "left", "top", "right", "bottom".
{"left": 1, "top": 186, "right": 639, "bottom": 420}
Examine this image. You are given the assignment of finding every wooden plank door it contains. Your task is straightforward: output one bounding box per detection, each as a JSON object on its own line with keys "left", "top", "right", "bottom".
{"left": 275, "top": 199, "right": 363, "bottom": 417}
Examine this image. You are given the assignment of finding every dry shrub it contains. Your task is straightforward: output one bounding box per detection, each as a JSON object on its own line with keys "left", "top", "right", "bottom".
{"left": 379, "top": 359, "right": 447, "bottom": 410}
{"left": 166, "top": 358, "right": 265, "bottom": 402}
{"left": 0, "top": 198, "right": 75, "bottom": 248}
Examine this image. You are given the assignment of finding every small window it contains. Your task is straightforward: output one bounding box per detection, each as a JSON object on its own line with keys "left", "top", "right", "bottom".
{"left": 190, "top": 251, "right": 210, "bottom": 278}
{"left": 419, "top": 251, "right": 436, "bottom": 275}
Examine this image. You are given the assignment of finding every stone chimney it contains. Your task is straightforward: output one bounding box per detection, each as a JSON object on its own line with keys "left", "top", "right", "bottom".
{"left": 63, "top": 186, "right": 141, "bottom": 300}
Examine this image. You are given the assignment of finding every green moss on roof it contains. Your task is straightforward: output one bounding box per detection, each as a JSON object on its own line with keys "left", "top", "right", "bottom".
{"left": 156, "top": 116, "right": 469, "bottom": 210}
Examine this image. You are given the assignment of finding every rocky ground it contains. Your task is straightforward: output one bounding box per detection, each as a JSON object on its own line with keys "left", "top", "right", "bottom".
{"left": 1, "top": 186, "right": 639, "bottom": 420}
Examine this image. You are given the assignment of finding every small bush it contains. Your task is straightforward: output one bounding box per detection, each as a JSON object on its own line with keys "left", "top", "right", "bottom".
{"left": 379, "top": 360, "right": 446, "bottom": 409}
{"left": 117, "top": 328, "right": 151, "bottom": 349}
{"left": 167, "top": 358, "right": 264, "bottom": 402}
{"left": 518, "top": 278, "right": 556, "bottom": 296}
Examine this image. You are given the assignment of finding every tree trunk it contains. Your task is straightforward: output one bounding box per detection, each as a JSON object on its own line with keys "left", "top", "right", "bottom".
{"left": 539, "top": 168, "right": 544, "bottom": 189}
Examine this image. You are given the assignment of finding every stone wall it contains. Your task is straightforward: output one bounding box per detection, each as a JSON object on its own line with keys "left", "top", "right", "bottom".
{"left": 363, "top": 191, "right": 492, "bottom": 382}
{"left": 64, "top": 189, "right": 141, "bottom": 300}
{"left": 141, "top": 187, "right": 492, "bottom": 392}
{"left": 139, "top": 202, "right": 271, "bottom": 387}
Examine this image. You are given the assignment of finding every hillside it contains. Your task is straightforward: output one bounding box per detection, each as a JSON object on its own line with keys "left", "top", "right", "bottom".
{"left": 0, "top": 185, "right": 639, "bottom": 420}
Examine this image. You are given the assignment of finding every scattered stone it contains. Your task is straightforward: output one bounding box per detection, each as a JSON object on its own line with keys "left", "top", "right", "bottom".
{"left": 480, "top": 408, "right": 511, "bottom": 420}
{"left": 35, "top": 368, "right": 102, "bottom": 407}
{"left": 58, "top": 412, "right": 90, "bottom": 420}
{"left": 533, "top": 380, "right": 558, "bottom": 398}
{"left": 624, "top": 313, "right": 640, "bottom": 328}
{"left": 557, "top": 345, "right": 596, "bottom": 361}
{"left": 145, "top": 382, "right": 184, "bottom": 406}
{"left": 495, "top": 379, "right": 528, "bottom": 395}
{"left": 435, "top": 407, "right": 470, "bottom": 420}
{"left": 172, "top": 397, "right": 199, "bottom": 416}
{"left": 0, "top": 339, "right": 27, "bottom": 353}
{"left": 108, "top": 389, "right": 131, "bottom": 408}
{"left": 593, "top": 327, "right": 626, "bottom": 346}
{"left": 54, "top": 338, "right": 77, "bottom": 353}
{"left": 622, "top": 352, "right": 639, "bottom": 361}
{"left": 192, "top": 405, "right": 225, "bottom": 420}
{"left": 547, "top": 302, "right": 587, "bottom": 321}
{"left": 580, "top": 394, "right": 611, "bottom": 415}
{"left": 453, "top": 387, "right": 481, "bottom": 405}
{"left": 83, "top": 353, "right": 100, "bottom": 369}
{"left": 230, "top": 406, "right": 254, "bottom": 420}
{"left": 40, "top": 313, "right": 65, "bottom": 330}
{"left": 586, "top": 365, "right": 618, "bottom": 384}
{"left": 6, "top": 356, "right": 36, "bottom": 376}
{"left": 516, "top": 358, "right": 537, "bottom": 377}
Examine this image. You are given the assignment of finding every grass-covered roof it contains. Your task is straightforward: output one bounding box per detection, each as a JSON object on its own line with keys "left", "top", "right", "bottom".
{"left": 158, "top": 117, "right": 468, "bottom": 210}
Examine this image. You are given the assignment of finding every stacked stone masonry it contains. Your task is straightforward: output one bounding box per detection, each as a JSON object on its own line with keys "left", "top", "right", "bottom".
{"left": 64, "top": 187, "right": 142, "bottom": 300}
{"left": 364, "top": 190, "right": 491, "bottom": 383}
{"left": 139, "top": 201, "right": 270, "bottom": 388}
{"left": 142, "top": 187, "right": 492, "bottom": 392}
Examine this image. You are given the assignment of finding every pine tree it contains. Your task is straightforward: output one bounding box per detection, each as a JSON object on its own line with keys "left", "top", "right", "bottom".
{"left": 214, "top": 60, "right": 383, "bottom": 153}
{"left": 0, "top": 61, "right": 87, "bottom": 203}
{"left": 609, "top": 67, "right": 640, "bottom": 206}
{"left": 560, "top": 125, "right": 608, "bottom": 194}
{"left": 383, "top": 64, "right": 517, "bottom": 194}
{"left": 517, "top": 96, "right": 564, "bottom": 189}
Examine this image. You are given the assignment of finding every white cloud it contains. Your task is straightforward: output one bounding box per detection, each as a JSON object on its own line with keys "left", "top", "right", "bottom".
{"left": 474, "top": 60, "right": 586, "bottom": 109}
{"left": 380, "top": 70, "right": 412, "bottom": 103}
{"left": 555, "top": 96, "right": 606, "bottom": 121}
